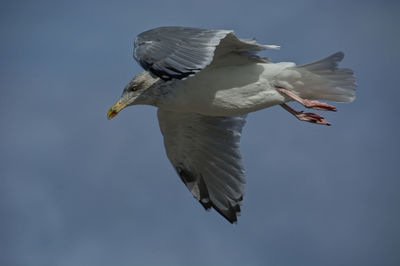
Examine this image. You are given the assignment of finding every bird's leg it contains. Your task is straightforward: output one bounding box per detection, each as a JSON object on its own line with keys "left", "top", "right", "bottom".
{"left": 277, "top": 87, "right": 337, "bottom": 111}
{"left": 280, "top": 103, "right": 331, "bottom": 126}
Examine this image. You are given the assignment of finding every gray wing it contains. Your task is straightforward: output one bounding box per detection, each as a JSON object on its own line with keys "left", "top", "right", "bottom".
{"left": 157, "top": 109, "right": 247, "bottom": 223}
{"left": 134, "top": 26, "right": 279, "bottom": 80}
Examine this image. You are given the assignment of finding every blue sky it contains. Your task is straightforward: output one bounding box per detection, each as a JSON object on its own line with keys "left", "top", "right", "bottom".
{"left": 1, "top": 0, "right": 399, "bottom": 265}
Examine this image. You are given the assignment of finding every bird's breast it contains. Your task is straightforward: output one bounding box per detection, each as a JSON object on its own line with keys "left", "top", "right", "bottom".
{"left": 158, "top": 63, "right": 288, "bottom": 116}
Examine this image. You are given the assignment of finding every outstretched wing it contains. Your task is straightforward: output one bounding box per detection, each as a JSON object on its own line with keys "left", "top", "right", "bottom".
{"left": 134, "top": 26, "right": 279, "bottom": 81}
{"left": 157, "top": 109, "right": 247, "bottom": 223}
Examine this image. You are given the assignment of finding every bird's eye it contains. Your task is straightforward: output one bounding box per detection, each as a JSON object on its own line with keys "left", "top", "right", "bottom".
{"left": 128, "top": 85, "right": 138, "bottom": 92}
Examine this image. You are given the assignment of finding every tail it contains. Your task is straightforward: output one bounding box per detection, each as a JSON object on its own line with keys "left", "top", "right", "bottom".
{"left": 292, "top": 52, "right": 356, "bottom": 102}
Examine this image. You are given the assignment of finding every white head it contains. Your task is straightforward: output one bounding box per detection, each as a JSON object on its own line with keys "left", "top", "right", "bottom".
{"left": 107, "top": 71, "right": 158, "bottom": 119}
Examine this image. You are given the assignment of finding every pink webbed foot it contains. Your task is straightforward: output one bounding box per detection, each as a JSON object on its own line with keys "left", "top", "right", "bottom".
{"left": 295, "top": 111, "right": 331, "bottom": 126}
{"left": 276, "top": 87, "right": 337, "bottom": 112}
{"left": 280, "top": 103, "right": 331, "bottom": 126}
{"left": 302, "top": 99, "right": 337, "bottom": 112}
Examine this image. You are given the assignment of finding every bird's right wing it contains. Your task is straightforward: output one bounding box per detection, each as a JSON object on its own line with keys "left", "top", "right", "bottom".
{"left": 157, "top": 109, "right": 247, "bottom": 223}
{"left": 134, "top": 26, "right": 279, "bottom": 81}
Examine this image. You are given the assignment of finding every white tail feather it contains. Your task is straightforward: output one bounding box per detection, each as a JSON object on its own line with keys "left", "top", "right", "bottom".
{"left": 292, "top": 52, "right": 356, "bottom": 102}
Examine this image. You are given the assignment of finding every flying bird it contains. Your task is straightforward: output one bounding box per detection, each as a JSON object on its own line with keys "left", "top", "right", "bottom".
{"left": 107, "top": 26, "right": 356, "bottom": 223}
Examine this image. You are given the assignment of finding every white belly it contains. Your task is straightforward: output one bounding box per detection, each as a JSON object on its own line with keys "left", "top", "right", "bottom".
{"left": 159, "top": 62, "right": 290, "bottom": 116}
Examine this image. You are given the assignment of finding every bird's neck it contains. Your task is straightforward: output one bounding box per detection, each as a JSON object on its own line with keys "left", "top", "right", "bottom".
{"left": 136, "top": 79, "right": 165, "bottom": 107}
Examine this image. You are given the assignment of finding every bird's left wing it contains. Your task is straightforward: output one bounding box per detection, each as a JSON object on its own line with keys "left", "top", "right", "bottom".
{"left": 157, "top": 109, "right": 247, "bottom": 223}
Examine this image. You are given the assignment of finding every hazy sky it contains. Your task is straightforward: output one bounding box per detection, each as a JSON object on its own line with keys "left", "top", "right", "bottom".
{"left": 1, "top": 0, "right": 399, "bottom": 265}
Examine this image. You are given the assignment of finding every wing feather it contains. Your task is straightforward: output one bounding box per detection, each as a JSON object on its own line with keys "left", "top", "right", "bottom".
{"left": 134, "top": 26, "right": 279, "bottom": 80}
{"left": 157, "top": 109, "right": 247, "bottom": 223}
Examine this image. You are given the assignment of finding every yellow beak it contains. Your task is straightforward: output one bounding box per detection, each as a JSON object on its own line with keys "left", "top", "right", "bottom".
{"left": 107, "top": 100, "right": 128, "bottom": 120}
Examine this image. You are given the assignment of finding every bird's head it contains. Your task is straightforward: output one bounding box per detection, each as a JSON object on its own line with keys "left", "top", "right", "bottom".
{"left": 107, "top": 71, "right": 158, "bottom": 120}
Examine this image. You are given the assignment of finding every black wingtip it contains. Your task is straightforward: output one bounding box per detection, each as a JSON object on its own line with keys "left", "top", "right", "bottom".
{"left": 175, "top": 162, "right": 243, "bottom": 224}
{"left": 210, "top": 202, "right": 241, "bottom": 224}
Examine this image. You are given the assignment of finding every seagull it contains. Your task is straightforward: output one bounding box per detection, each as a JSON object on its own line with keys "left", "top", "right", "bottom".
{"left": 107, "top": 26, "right": 356, "bottom": 223}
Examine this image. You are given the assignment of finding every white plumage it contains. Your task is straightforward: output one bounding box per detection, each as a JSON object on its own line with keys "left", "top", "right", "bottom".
{"left": 107, "top": 26, "right": 356, "bottom": 223}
